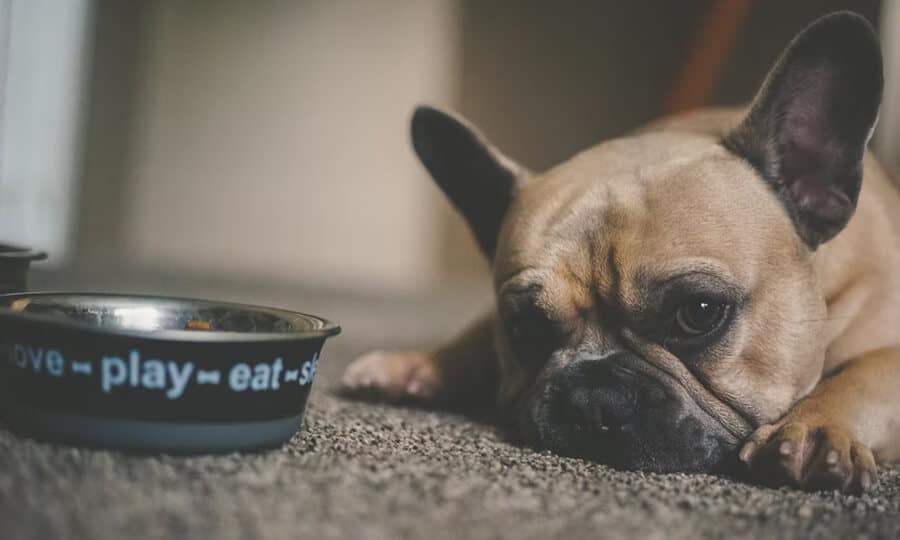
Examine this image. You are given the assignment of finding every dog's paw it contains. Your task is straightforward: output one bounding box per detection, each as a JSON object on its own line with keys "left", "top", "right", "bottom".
{"left": 340, "top": 350, "right": 441, "bottom": 403}
{"left": 739, "top": 418, "right": 877, "bottom": 494}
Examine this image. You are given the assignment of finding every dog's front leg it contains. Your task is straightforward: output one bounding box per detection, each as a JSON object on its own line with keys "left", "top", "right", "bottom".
{"left": 740, "top": 347, "right": 900, "bottom": 493}
{"left": 341, "top": 313, "right": 499, "bottom": 408}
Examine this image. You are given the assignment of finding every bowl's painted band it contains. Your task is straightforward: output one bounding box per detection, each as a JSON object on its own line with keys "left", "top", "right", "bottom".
{"left": 0, "top": 316, "right": 325, "bottom": 423}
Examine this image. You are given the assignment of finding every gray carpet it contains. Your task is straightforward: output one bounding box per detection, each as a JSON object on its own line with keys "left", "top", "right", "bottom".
{"left": 3, "top": 271, "right": 900, "bottom": 539}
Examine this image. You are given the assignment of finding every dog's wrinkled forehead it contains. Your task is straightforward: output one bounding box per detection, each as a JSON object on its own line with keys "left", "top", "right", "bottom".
{"left": 494, "top": 133, "right": 802, "bottom": 296}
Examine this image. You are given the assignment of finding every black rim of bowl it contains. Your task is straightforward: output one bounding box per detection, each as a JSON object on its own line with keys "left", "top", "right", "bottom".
{"left": 0, "top": 291, "right": 341, "bottom": 343}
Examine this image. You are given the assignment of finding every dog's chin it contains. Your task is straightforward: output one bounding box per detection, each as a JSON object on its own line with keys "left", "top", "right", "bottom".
{"left": 515, "top": 359, "right": 743, "bottom": 473}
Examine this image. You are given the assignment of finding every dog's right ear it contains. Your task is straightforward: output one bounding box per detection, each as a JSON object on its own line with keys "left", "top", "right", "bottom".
{"left": 411, "top": 106, "right": 527, "bottom": 259}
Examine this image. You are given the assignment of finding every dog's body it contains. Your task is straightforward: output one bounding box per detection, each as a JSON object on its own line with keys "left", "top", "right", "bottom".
{"left": 343, "top": 13, "right": 900, "bottom": 493}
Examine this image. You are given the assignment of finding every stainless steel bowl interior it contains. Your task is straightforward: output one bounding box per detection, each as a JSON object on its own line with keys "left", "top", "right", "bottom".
{"left": 0, "top": 293, "right": 339, "bottom": 339}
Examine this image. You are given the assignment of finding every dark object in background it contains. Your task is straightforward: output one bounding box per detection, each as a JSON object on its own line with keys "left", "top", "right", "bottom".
{"left": 0, "top": 243, "right": 47, "bottom": 294}
{"left": 0, "top": 293, "right": 339, "bottom": 454}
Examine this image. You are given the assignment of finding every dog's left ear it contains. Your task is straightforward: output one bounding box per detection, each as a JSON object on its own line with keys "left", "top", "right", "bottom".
{"left": 724, "top": 12, "right": 883, "bottom": 249}
{"left": 411, "top": 106, "right": 528, "bottom": 259}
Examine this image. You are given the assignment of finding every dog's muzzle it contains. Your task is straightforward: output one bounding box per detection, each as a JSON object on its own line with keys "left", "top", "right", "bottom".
{"left": 522, "top": 351, "right": 741, "bottom": 473}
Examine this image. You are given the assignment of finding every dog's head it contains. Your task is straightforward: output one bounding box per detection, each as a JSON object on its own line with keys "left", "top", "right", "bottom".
{"left": 411, "top": 12, "right": 882, "bottom": 472}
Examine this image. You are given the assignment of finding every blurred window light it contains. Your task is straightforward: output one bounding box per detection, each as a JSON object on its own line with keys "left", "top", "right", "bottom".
{"left": 0, "top": 0, "right": 93, "bottom": 264}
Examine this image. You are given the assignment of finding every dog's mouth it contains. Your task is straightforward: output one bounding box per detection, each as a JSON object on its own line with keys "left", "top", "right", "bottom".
{"left": 512, "top": 347, "right": 753, "bottom": 473}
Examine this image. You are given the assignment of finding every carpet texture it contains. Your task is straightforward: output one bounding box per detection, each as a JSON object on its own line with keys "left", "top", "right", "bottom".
{"left": 3, "top": 272, "right": 900, "bottom": 539}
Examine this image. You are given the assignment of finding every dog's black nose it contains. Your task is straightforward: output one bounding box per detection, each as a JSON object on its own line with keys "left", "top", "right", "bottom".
{"left": 554, "top": 356, "right": 650, "bottom": 436}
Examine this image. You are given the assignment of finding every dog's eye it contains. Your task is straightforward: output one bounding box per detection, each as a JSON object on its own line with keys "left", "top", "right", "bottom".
{"left": 648, "top": 275, "right": 743, "bottom": 354}
{"left": 503, "top": 304, "right": 562, "bottom": 361}
{"left": 674, "top": 297, "right": 728, "bottom": 336}
{"left": 500, "top": 283, "right": 568, "bottom": 363}
{"left": 508, "top": 309, "right": 559, "bottom": 346}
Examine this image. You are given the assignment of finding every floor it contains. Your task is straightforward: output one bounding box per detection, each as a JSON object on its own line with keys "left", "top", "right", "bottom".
{"left": 3, "top": 270, "right": 900, "bottom": 539}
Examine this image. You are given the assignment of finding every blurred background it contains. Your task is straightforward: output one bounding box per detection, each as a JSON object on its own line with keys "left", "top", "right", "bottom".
{"left": 2, "top": 0, "right": 897, "bottom": 307}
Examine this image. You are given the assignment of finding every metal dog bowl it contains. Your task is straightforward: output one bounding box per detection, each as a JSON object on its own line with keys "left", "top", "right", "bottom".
{"left": 0, "top": 293, "right": 340, "bottom": 453}
{"left": 0, "top": 243, "right": 47, "bottom": 294}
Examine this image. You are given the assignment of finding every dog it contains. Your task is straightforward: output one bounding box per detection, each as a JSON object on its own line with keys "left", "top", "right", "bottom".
{"left": 342, "top": 11, "right": 900, "bottom": 494}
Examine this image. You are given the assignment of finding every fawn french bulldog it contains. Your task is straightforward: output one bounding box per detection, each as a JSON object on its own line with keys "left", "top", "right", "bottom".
{"left": 343, "top": 12, "right": 900, "bottom": 493}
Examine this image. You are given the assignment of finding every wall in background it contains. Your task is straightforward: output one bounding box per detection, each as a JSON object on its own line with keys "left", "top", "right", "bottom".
{"left": 73, "top": 0, "right": 466, "bottom": 294}
{"left": 112, "top": 0, "right": 461, "bottom": 293}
